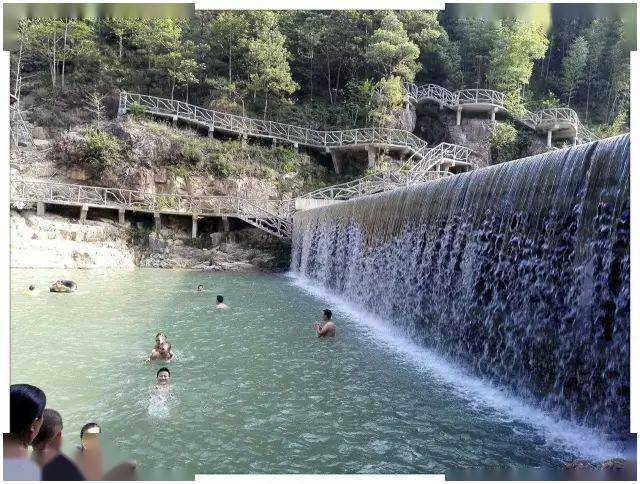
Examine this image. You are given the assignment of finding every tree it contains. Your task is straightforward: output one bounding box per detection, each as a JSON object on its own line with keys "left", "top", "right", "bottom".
{"left": 85, "top": 90, "right": 106, "bottom": 125}
{"left": 206, "top": 12, "right": 249, "bottom": 83}
{"left": 399, "top": 10, "right": 463, "bottom": 87}
{"left": 366, "top": 11, "right": 420, "bottom": 81}
{"left": 157, "top": 42, "right": 202, "bottom": 100}
{"left": 560, "top": 36, "right": 588, "bottom": 106}
{"left": 487, "top": 19, "right": 548, "bottom": 98}
{"left": 370, "top": 75, "right": 406, "bottom": 126}
{"left": 104, "top": 18, "right": 139, "bottom": 59}
{"left": 246, "top": 12, "right": 298, "bottom": 118}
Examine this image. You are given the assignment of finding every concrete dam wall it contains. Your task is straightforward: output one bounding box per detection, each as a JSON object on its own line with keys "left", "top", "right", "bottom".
{"left": 291, "top": 135, "right": 630, "bottom": 437}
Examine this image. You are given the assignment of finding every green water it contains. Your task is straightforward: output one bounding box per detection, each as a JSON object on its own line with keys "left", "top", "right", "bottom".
{"left": 11, "top": 269, "right": 603, "bottom": 478}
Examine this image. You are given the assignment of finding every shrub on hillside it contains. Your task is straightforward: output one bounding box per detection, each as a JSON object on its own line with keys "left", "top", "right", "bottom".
{"left": 81, "top": 129, "right": 125, "bottom": 169}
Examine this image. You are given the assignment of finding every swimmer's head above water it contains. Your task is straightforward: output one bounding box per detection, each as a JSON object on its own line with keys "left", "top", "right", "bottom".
{"left": 155, "top": 332, "right": 167, "bottom": 347}
{"left": 197, "top": 285, "right": 204, "bottom": 292}
{"left": 322, "top": 309, "right": 332, "bottom": 321}
{"left": 28, "top": 285, "right": 35, "bottom": 291}
{"left": 80, "top": 422, "right": 101, "bottom": 450}
{"left": 156, "top": 367, "right": 171, "bottom": 385}
{"left": 216, "top": 295, "right": 224, "bottom": 303}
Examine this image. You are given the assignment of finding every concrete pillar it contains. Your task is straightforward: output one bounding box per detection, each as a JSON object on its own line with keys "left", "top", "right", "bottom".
{"left": 208, "top": 126, "right": 215, "bottom": 138}
{"left": 191, "top": 215, "right": 198, "bottom": 239}
{"left": 456, "top": 107, "right": 462, "bottom": 126}
{"left": 241, "top": 134, "right": 248, "bottom": 148}
{"left": 366, "top": 145, "right": 378, "bottom": 169}
{"left": 490, "top": 107, "right": 497, "bottom": 122}
{"left": 154, "top": 212, "right": 161, "bottom": 234}
{"left": 80, "top": 204, "right": 88, "bottom": 223}
{"left": 118, "top": 208, "right": 126, "bottom": 225}
{"left": 547, "top": 130, "right": 553, "bottom": 148}
{"left": 221, "top": 216, "right": 230, "bottom": 233}
{"left": 329, "top": 150, "right": 343, "bottom": 175}
{"left": 36, "top": 201, "right": 45, "bottom": 217}
{"left": 172, "top": 115, "right": 178, "bottom": 127}
{"left": 271, "top": 137, "right": 277, "bottom": 148}
{"left": 293, "top": 142, "right": 299, "bottom": 152}
{"left": 573, "top": 137, "right": 578, "bottom": 146}
{"left": 439, "top": 102, "right": 444, "bottom": 110}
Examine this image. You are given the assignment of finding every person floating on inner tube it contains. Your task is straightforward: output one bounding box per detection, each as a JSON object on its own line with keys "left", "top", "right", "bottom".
{"left": 49, "top": 280, "right": 77, "bottom": 293}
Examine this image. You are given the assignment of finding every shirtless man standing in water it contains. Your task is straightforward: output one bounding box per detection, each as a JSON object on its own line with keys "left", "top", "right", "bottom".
{"left": 313, "top": 309, "right": 336, "bottom": 337}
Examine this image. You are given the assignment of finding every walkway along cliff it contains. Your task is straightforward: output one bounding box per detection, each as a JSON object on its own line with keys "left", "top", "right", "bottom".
{"left": 291, "top": 135, "right": 630, "bottom": 438}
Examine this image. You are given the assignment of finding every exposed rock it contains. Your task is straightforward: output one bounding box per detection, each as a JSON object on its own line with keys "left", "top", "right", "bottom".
{"left": 154, "top": 167, "right": 167, "bottom": 183}
{"left": 601, "top": 458, "right": 626, "bottom": 469}
{"left": 69, "top": 168, "right": 91, "bottom": 181}
{"left": 11, "top": 210, "right": 135, "bottom": 269}
{"left": 564, "top": 459, "right": 594, "bottom": 469}
{"left": 33, "top": 139, "right": 51, "bottom": 150}
{"left": 32, "top": 126, "right": 48, "bottom": 139}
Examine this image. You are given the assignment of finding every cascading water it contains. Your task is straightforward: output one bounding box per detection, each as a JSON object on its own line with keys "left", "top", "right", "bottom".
{"left": 291, "top": 135, "right": 630, "bottom": 438}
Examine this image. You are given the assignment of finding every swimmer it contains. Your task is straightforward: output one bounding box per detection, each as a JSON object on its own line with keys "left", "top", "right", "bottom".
{"left": 215, "top": 295, "right": 229, "bottom": 309}
{"left": 313, "top": 309, "right": 336, "bottom": 337}
{"left": 197, "top": 285, "right": 204, "bottom": 292}
{"left": 155, "top": 367, "right": 171, "bottom": 392}
{"left": 158, "top": 343, "right": 176, "bottom": 362}
{"left": 22, "top": 285, "right": 37, "bottom": 296}
{"left": 145, "top": 333, "right": 169, "bottom": 362}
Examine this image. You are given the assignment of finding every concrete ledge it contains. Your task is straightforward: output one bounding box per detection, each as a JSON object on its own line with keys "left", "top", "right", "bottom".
{"left": 295, "top": 198, "right": 344, "bottom": 211}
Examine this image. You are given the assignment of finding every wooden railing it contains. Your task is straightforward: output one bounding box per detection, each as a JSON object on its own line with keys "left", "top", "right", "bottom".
{"left": 120, "top": 93, "right": 428, "bottom": 154}
{"left": 301, "top": 143, "right": 471, "bottom": 201}
{"left": 404, "top": 82, "right": 598, "bottom": 143}
{"left": 10, "top": 178, "right": 295, "bottom": 239}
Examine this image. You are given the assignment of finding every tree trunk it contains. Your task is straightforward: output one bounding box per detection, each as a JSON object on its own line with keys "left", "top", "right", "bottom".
{"left": 327, "top": 59, "right": 332, "bottom": 104}
{"left": 61, "top": 20, "right": 68, "bottom": 89}
{"left": 171, "top": 78, "right": 176, "bottom": 100}
{"left": 263, "top": 93, "right": 268, "bottom": 120}
{"left": 119, "top": 34, "right": 123, "bottom": 58}
{"left": 585, "top": 77, "right": 591, "bottom": 122}
{"left": 14, "top": 27, "right": 24, "bottom": 98}
{"left": 185, "top": 84, "right": 189, "bottom": 103}
{"left": 228, "top": 42, "right": 232, "bottom": 82}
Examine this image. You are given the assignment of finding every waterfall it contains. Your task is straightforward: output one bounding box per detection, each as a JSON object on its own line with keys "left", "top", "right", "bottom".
{"left": 291, "top": 135, "right": 630, "bottom": 437}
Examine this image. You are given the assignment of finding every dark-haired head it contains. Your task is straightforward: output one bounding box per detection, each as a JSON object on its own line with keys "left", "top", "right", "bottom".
{"left": 32, "top": 409, "right": 63, "bottom": 450}
{"left": 80, "top": 422, "right": 101, "bottom": 440}
{"left": 216, "top": 295, "right": 223, "bottom": 303}
{"left": 9, "top": 384, "right": 46, "bottom": 445}
{"left": 157, "top": 367, "right": 170, "bottom": 377}
{"left": 322, "top": 309, "right": 332, "bottom": 321}
{"left": 28, "top": 285, "right": 35, "bottom": 291}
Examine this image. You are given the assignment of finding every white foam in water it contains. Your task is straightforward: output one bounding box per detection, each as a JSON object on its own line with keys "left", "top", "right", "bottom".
{"left": 289, "top": 273, "right": 624, "bottom": 461}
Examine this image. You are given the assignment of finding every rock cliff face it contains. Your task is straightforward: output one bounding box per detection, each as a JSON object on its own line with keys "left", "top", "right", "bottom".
{"left": 11, "top": 210, "right": 136, "bottom": 269}
{"left": 10, "top": 210, "right": 290, "bottom": 271}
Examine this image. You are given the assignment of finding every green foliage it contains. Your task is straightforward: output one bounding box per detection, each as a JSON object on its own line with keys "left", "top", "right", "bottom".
{"left": 560, "top": 36, "right": 588, "bottom": 106}
{"left": 370, "top": 75, "right": 405, "bottom": 126}
{"left": 81, "top": 128, "right": 125, "bottom": 169}
{"left": 127, "top": 101, "right": 146, "bottom": 117}
{"left": 487, "top": 19, "right": 548, "bottom": 96}
{"left": 155, "top": 194, "right": 178, "bottom": 210}
{"left": 366, "top": 11, "right": 420, "bottom": 81}
{"left": 490, "top": 122, "right": 524, "bottom": 164}
{"left": 246, "top": 12, "right": 298, "bottom": 117}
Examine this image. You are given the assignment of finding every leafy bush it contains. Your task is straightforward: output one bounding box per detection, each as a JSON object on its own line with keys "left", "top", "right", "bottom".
{"left": 490, "top": 122, "right": 520, "bottom": 164}
{"left": 127, "top": 102, "right": 147, "bottom": 117}
{"left": 81, "top": 129, "right": 125, "bottom": 169}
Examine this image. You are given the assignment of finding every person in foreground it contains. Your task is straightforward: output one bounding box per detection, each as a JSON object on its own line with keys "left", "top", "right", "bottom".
{"left": 31, "top": 409, "right": 84, "bottom": 480}
{"left": 3, "top": 384, "right": 46, "bottom": 480}
{"left": 216, "top": 295, "right": 229, "bottom": 309}
{"left": 75, "top": 422, "right": 136, "bottom": 480}
{"left": 313, "top": 309, "right": 336, "bottom": 337}
{"left": 156, "top": 367, "right": 171, "bottom": 390}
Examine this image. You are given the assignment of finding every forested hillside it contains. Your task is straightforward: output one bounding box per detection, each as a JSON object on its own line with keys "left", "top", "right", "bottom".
{"left": 11, "top": 10, "right": 631, "bottom": 137}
